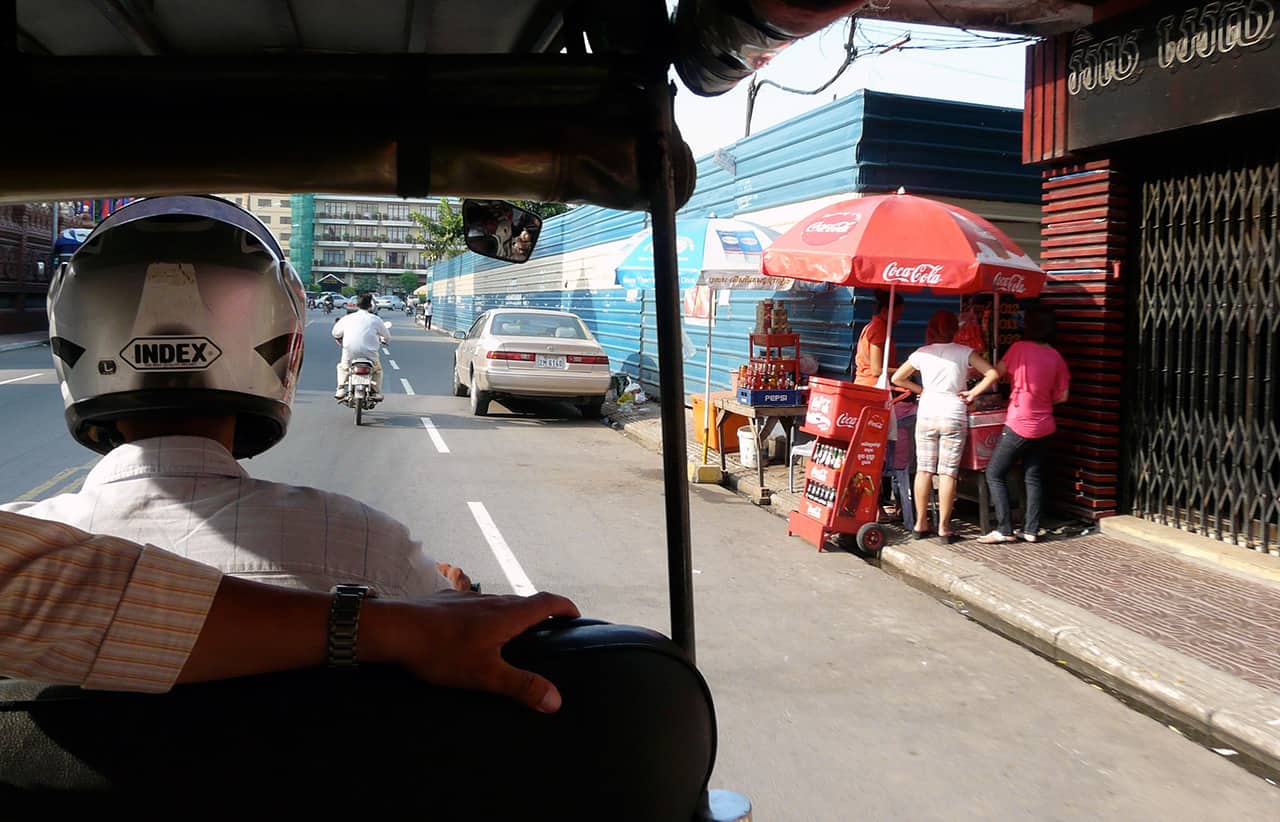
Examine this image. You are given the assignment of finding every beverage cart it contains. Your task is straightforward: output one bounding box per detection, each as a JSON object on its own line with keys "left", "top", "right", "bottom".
{"left": 764, "top": 193, "right": 1048, "bottom": 553}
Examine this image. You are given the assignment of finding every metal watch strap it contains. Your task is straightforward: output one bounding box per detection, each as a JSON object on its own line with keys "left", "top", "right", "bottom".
{"left": 327, "top": 584, "right": 373, "bottom": 668}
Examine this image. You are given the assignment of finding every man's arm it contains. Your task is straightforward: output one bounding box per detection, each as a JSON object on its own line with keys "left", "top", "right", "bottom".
{"left": 185, "top": 580, "right": 576, "bottom": 712}
{"left": 0, "top": 511, "right": 221, "bottom": 693}
{"left": 1, "top": 511, "right": 578, "bottom": 711}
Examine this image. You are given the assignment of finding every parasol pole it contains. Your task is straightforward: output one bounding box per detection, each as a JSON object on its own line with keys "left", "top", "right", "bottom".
{"left": 992, "top": 291, "right": 1001, "bottom": 367}
{"left": 702, "top": 287, "right": 715, "bottom": 465}
{"left": 879, "top": 283, "right": 896, "bottom": 390}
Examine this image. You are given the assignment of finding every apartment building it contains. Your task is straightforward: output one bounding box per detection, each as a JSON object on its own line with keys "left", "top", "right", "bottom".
{"left": 306, "top": 194, "right": 445, "bottom": 292}
{"left": 219, "top": 193, "right": 294, "bottom": 256}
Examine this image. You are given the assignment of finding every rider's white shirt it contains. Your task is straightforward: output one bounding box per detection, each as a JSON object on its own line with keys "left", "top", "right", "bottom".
{"left": 332, "top": 309, "right": 387, "bottom": 361}
{"left": 1, "top": 436, "right": 450, "bottom": 596}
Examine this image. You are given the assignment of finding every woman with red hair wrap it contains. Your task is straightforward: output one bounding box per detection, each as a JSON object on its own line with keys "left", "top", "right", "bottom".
{"left": 892, "top": 311, "right": 999, "bottom": 543}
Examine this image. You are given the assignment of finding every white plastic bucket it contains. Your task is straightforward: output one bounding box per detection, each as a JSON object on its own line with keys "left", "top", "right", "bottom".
{"left": 738, "top": 427, "right": 759, "bottom": 468}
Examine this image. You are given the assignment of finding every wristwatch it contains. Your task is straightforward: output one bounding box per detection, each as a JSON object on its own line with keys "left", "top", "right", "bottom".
{"left": 328, "top": 584, "right": 376, "bottom": 668}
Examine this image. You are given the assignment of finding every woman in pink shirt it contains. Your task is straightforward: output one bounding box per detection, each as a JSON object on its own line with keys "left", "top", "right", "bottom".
{"left": 979, "top": 306, "right": 1071, "bottom": 544}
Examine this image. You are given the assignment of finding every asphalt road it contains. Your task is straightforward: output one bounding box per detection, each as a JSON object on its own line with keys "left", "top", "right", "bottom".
{"left": 3, "top": 312, "right": 1278, "bottom": 821}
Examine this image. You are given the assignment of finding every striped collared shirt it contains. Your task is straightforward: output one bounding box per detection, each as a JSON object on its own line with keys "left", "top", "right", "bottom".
{"left": 0, "top": 510, "right": 221, "bottom": 692}
{"left": 2, "top": 435, "right": 449, "bottom": 598}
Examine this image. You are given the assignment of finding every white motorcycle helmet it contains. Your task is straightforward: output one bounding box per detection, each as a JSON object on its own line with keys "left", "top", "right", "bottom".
{"left": 48, "top": 196, "right": 305, "bottom": 458}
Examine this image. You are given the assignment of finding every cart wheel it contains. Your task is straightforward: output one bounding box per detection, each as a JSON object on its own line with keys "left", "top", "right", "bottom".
{"left": 855, "top": 523, "right": 885, "bottom": 554}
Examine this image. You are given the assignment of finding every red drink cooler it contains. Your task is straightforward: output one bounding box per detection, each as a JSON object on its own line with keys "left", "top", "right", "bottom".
{"left": 802, "top": 377, "right": 892, "bottom": 439}
{"left": 790, "top": 377, "right": 894, "bottom": 552}
{"left": 961, "top": 410, "right": 1006, "bottom": 470}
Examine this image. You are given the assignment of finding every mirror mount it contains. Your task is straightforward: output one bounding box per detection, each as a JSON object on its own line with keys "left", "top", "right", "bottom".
{"left": 453, "top": 331, "right": 467, "bottom": 341}
{"left": 462, "top": 199, "right": 543, "bottom": 264}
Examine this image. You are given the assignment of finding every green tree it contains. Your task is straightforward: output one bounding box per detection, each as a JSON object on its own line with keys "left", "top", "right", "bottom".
{"left": 399, "top": 271, "right": 420, "bottom": 293}
{"left": 409, "top": 199, "right": 464, "bottom": 262}
{"left": 356, "top": 275, "right": 380, "bottom": 294}
{"left": 341, "top": 286, "right": 357, "bottom": 297}
{"left": 513, "top": 201, "right": 571, "bottom": 221}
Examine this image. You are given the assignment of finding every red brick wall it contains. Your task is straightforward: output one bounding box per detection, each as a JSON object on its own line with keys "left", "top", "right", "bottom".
{"left": 1039, "top": 161, "right": 1129, "bottom": 520}
{"left": 0, "top": 204, "right": 53, "bottom": 335}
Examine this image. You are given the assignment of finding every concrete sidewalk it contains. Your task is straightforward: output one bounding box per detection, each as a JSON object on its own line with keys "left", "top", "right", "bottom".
{"left": 0, "top": 331, "right": 47, "bottom": 353}
{"left": 605, "top": 399, "right": 1280, "bottom": 775}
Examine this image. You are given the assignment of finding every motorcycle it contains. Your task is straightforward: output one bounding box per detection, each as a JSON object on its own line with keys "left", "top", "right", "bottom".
{"left": 322, "top": 301, "right": 334, "bottom": 315}
{"left": 339, "top": 357, "right": 381, "bottom": 425}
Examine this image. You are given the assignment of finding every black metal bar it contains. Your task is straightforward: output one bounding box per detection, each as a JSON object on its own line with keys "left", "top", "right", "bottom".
{"left": 89, "top": 0, "right": 167, "bottom": 56}
{"left": 648, "top": 80, "right": 696, "bottom": 662}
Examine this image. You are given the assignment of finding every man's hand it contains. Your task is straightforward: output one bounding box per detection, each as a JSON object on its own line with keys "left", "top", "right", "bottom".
{"left": 361, "top": 591, "right": 580, "bottom": 713}
{"left": 437, "top": 562, "right": 472, "bottom": 593}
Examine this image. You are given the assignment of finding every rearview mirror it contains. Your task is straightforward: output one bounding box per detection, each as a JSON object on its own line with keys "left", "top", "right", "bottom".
{"left": 453, "top": 331, "right": 466, "bottom": 341}
{"left": 462, "top": 199, "right": 542, "bottom": 264}
{"left": 384, "top": 321, "right": 393, "bottom": 329}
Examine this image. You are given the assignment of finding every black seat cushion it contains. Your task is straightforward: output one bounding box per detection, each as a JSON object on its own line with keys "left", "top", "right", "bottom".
{"left": 0, "top": 619, "right": 717, "bottom": 820}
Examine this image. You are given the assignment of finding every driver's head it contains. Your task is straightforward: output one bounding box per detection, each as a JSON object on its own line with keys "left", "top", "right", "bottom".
{"left": 48, "top": 195, "right": 305, "bottom": 458}
{"left": 358, "top": 293, "right": 373, "bottom": 311}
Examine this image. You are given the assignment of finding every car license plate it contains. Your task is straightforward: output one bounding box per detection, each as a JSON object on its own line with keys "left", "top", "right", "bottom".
{"left": 536, "top": 355, "right": 567, "bottom": 370}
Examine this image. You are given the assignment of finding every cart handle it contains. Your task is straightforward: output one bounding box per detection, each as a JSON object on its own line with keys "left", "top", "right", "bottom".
{"left": 889, "top": 387, "right": 914, "bottom": 407}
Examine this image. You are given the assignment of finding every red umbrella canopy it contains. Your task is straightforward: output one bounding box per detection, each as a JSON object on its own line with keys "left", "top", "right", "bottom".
{"left": 762, "top": 194, "right": 1045, "bottom": 298}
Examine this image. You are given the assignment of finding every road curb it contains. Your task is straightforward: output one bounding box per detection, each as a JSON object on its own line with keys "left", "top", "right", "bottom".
{"left": 0, "top": 340, "right": 46, "bottom": 353}
{"left": 606, "top": 409, "right": 1280, "bottom": 773}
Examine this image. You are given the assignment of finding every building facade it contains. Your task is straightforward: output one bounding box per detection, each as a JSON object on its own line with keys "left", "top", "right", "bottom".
{"left": 307, "top": 195, "right": 446, "bottom": 292}
{"left": 218, "top": 193, "right": 294, "bottom": 256}
{"left": 1019, "top": 0, "right": 1280, "bottom": 554}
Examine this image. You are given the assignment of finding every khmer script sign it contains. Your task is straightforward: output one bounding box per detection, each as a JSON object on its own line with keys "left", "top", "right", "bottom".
{"left": 1066, "top": 0, "right": 1279, "bottom": 150}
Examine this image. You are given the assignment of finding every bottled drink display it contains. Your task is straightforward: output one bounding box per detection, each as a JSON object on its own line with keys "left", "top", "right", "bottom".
{"left": 738, "top": 361, "right": 797, "bottom": 390}
{"left": 812, "top": 443, "right": 846, "bottom": 469}
{"left": 804, "top": 481, "right": 840, "bottom": 506}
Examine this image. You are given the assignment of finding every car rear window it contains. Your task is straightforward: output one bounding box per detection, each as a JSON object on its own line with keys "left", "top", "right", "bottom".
{"left": 490, "top": 313, "right": 589, "bottom": 339}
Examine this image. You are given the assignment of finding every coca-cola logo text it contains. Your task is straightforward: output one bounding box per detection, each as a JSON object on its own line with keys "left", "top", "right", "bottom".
{"left": 866, "top": 416, "right": 885, "bottom": 430}
{"left": 992, "top": 272, "right": 1027, "bottom": 293}
{"left": 882, "top": 262, "right": 945, "bottom": 285}
{"left": 802, "top": 213, "right": 861, "bottom": 246}
{"left": 836, "top": 412, "right": 859, "bottom": 429}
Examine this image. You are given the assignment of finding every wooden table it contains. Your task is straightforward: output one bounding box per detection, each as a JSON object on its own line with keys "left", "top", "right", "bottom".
{"left": 712, "top": 396, "right": 809, "bottom": 505}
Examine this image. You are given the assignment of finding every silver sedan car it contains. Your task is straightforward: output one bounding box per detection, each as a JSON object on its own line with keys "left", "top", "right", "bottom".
{"left": 452, "top": 308, "right": 611, "bottom": 418}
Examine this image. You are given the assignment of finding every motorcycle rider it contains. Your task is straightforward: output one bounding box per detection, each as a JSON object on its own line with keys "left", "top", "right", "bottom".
{"left": 333, "top": 293, "right": 387, "bottom": 400}
{"left": 2, "top": 195, "right": 468, "bottom": 597}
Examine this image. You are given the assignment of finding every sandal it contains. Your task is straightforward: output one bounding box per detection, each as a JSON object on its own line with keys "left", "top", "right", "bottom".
{"left": 937, "top": 532, "right": 958, "bottom": 544}
{"left": 911, "top": 529, "right": 931, "bottom": 541}
{"left": 977, "top": 530, "right": 1016, "bottom": 544}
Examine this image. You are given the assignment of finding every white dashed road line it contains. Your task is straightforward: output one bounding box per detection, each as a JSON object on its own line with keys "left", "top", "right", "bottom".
{"left": 389, "top": 359, "right": 400, "bottom": 370}
{"left": 0, "top": 373, "right": 41, "bottom": 386}
{"left": 400, "top": 378, "right": 415, "bottom": 395}
{"left": 382, "top": 347, "right": 391, "bottom": 355}
{"left": 467, "top": 502, "right": 536, "bottom": 596}
{"left": 419, "top": 417, "right": 450, "bottom": 453}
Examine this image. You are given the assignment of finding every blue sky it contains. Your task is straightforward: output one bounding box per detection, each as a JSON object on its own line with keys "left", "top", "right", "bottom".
{"left": 670, "top": 16, "right": 1031, "bottom": 157}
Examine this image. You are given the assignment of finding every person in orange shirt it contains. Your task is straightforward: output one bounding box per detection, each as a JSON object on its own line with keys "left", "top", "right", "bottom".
{"left": 853, "top": 290, "right": 912, "bottom": 528}
{"left": 854, "top": 290, "right": 905, "bottom": 387}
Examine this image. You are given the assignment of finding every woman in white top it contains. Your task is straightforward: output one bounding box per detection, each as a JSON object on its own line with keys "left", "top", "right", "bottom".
{"left": 891, "top": 311, "right": 999, "bottom": 543}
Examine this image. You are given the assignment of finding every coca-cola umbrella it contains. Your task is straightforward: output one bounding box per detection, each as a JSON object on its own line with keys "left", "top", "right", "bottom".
{"left": 762, "top": 192, "right": 1046, "bottom": 384}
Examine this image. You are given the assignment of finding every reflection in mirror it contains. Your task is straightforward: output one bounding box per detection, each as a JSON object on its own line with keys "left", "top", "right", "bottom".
{"left": 453, "top": 331, "right": 467, "bottom": 340}
{"left": 462, "top": 199, "right": 543, "bottom": 264}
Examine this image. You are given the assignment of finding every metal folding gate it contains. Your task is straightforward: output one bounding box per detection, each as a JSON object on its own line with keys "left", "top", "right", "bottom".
{"left": 1126, "top": 140, "right": 1280, "bottom": 554}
